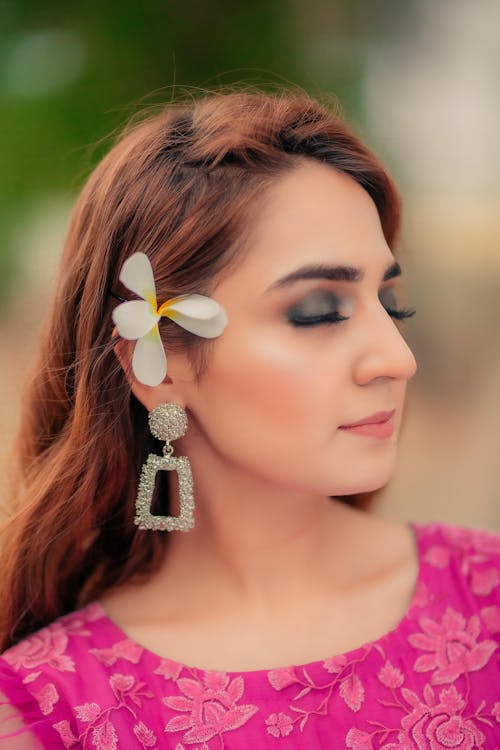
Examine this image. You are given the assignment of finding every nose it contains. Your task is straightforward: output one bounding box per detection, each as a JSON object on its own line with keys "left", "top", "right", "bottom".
{"left": 353, "top": 302, "right": 418, "bottom": 385}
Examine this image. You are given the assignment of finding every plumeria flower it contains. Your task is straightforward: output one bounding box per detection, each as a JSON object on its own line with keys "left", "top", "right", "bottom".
{"left": 112, "top": 252, "right": 228, "bottom": 386}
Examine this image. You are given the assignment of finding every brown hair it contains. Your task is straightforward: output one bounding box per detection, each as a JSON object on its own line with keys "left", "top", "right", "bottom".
{"left": 0, "top": 88, "right": 402, "bottom": 650}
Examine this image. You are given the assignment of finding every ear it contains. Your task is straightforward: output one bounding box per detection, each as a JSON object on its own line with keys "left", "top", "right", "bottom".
{"left": 112, "top": 329, "right": 188, "bottom": 412}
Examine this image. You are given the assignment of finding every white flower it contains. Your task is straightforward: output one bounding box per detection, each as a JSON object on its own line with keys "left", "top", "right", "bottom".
{"left": 111, "top": 252, "right": 228, "bottom": 386}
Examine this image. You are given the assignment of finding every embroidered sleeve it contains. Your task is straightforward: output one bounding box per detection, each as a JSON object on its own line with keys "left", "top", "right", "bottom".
{"left": 0, "top": 661, "right": 68, "bottom": 749}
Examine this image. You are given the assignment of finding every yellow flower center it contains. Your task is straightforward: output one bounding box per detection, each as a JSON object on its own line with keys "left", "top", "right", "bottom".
{"left": 157, "top": 297, "right": 181, "bottom": 317}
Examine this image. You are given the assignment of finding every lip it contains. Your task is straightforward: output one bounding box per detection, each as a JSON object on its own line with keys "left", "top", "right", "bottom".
{"left": 339, "top": 419, "right": 394, "bottom": 439}
{"left": 339, "top": 409, "right": 396, "bottom": 428}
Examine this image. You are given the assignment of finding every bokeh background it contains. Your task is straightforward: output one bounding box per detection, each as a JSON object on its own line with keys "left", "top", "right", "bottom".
{"left": 1, "top": 0, "right": 499, "bottom": 530}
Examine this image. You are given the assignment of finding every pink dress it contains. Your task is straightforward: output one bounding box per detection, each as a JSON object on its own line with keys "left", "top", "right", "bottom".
{"left": 1, "top": 520, "right": 499, "bottom": 749}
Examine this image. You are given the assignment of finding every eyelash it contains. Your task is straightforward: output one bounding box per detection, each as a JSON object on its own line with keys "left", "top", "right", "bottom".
{"left": 289, "top": 306, "right": 417, "bottom": 327}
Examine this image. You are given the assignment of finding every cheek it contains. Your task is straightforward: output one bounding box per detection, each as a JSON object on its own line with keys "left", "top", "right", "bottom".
{"left": 199, "top": 330, "right": 344, "bottom": 438}
{"left": 194, "top": 340, "right": 315, "bottom": 476}
{"left": 237, "top": 344, "right": 306, "bottom": 411}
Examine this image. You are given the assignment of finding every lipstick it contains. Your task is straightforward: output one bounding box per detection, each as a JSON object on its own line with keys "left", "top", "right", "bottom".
{"left": 339, "top": 409, "right": 395, "bottom": 439}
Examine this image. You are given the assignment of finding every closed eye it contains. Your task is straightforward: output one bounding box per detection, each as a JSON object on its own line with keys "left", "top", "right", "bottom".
{"left": 287, "top": 306, "right": 416, "bottom": 327}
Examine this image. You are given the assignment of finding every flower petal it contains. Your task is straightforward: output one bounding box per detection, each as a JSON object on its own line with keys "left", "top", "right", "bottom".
{"left": 158, "top": 294, "right": 219, "bottom": 319}
{"left": 132, "top": 325, "right": 167, "bottom": 386}
{"left": 159, "top": 294, "right": 228, "bottom": 338}
{"left": 119, "top": 252, "right": 157, "bottom": 306}
{"left": 112, "top": 300, "right": 159, "bottom": 340}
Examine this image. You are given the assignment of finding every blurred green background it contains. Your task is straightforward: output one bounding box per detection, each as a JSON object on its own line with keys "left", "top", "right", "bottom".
{"left": 1, "top": 0, "right": 499, "bottom": 528}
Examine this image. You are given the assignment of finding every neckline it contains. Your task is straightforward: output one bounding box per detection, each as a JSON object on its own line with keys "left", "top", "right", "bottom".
{"left": 93, "top": 520, "right": 424, "bottom": 679}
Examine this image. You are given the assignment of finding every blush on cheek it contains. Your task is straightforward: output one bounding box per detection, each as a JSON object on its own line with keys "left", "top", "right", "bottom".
{"left": 212, "top": 340, "right": 318, "bottom": 430}
{"left": 192, "top": 336, "right": 348, "bottom": 484}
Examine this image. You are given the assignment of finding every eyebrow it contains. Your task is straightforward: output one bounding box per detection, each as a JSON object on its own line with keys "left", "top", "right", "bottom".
{"left": 264, "top": 260, "right": 402, "bottom": 294}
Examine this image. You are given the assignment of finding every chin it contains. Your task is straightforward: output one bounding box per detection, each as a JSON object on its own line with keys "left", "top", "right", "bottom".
{"left": 328, "top": 467, "right": 395, "bottom": 496}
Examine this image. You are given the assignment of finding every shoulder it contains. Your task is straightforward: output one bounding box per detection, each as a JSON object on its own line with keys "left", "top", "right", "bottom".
{"left": 414, "top": 519, "right": 500, "bottom": 633}
{"left": 0, "top": 601, "right": 110, "bottom": 676}
{"left": 416, "top": 518, "right": 500, "bottom": 572}
{"left": 418, "top": 518, "right": 500, "bottom": 551}
{"left": 0, "top": 658, "right": 71, "bottom": 748}
{"left": 0, "top": 600, "right": 146, "bottom": 683}
{"left": 0, "top": 601, "right": 142, "bottom": 746}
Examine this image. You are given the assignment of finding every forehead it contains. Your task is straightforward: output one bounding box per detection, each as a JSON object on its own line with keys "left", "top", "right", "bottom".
{"left": 221, "top": 160, "right": 395, "bottom": 292}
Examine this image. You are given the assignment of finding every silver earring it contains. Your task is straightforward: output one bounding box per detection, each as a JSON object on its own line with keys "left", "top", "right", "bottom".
{"left": 134, "top": 402, "right": 195, "bottom": 532}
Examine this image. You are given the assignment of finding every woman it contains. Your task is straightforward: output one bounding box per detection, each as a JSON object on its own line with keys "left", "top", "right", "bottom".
{"left": 0, "top": 89, "right": 499, "bottom": 748}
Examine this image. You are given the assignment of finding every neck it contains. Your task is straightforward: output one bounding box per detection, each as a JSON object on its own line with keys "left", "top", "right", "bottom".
{"left": 142, "top": 438, "right": 370, "bottom": 618}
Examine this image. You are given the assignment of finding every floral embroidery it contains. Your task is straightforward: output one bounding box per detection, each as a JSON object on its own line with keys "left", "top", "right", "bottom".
{"left": 345, "top": 727, "right": 376, "bottom": 749}
{"left": 0, "top": 521, "right": 499, "bottom": 749}
{"left": 22, "top": 670, "right": 41, "bottom": 684}
{"left": 33, "top": 681, "right": 59, "bottom": 715}
{"left": 347, "top": 682, "right": 493, "bottom": 749}
{"left": 396, "top": 683, "right": 488, "bottom": 749}
{"left": 267, "top": 666, "right": 299, "bottom": 690}
{"left": 153, "top": 657, "right": 184, "bottom": 681}
{"left": 470, "top": 565, "right": 500, "bottom": 596}
{"left": 408, "top": 607, "right": 497, "bottom": 683}
{"left": 424, "top": 544, "right": 451, "bottom": 568}
{"left": 133, "top": 720, "right": 157, "bottom": 747}
{"left": 75, "top": 703, "right": 102, "bottom": 722}
{"left": 264, "top": 648, "right": 374, "bottom": 737}
{"left": 401, "top": 684, "right": 484, "bottom": 749}
{"left": 89, "top": 638, "right": 144, "bottom": 666}
{"left": 57, "top": 608, "right": 98, "bottom": 636}
{"left": 340, "top": 670, "right": 366, "bottom": 711}
{"left": 91, "top": 720, "right": 118, "bottom": 750}
{"left": 163, "top": 671, "right": 259, "bottom": 743}
{"left": 424, "top": 525, "right": 500, "bottom": 604}
{"left": 412, "top": 580, "right": 431, "bottom": 608}
{"left": 441, "top": 524, "right": 500, "bottom": 555}
{"left": 323, "top": 653, "right": 349, "bottom": 673}
{"left": 265, "top": 712, "right": 294, "bottom": 737}
{"left": 72, "top": 672, "right": 154, "bottom": 749}
{"left": 53, "top": 719, "right": 79, "bottom": 748}
{"left": 480, "top": 604, "right": 500, "bottom": 633}
{"left": 378, "top": 661, "right": 404, "bottom": 689}
{"left": 2, "top": 623, "right": 75, "bottom": 672}
{"left": 110, "top": 671, "right": 151, "bottom": 708}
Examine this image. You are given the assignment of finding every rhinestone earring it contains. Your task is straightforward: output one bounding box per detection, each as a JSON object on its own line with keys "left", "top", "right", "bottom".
{"left": 134, "top": 402, "right": 195, "bottom": 532}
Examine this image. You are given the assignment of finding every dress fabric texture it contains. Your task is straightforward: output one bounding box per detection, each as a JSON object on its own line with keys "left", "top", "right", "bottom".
{"left": 1, "top": 520, "right": 500, "bottom": 749}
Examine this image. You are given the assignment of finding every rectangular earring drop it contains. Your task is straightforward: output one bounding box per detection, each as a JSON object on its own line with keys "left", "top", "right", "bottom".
{"left": 134, "top": 403, "right": 195, "bottom": 532}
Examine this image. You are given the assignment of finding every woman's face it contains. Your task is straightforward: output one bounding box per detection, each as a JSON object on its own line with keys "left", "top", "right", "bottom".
{"left": 170, "top": 159, "right": 418, "bottom": 497}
